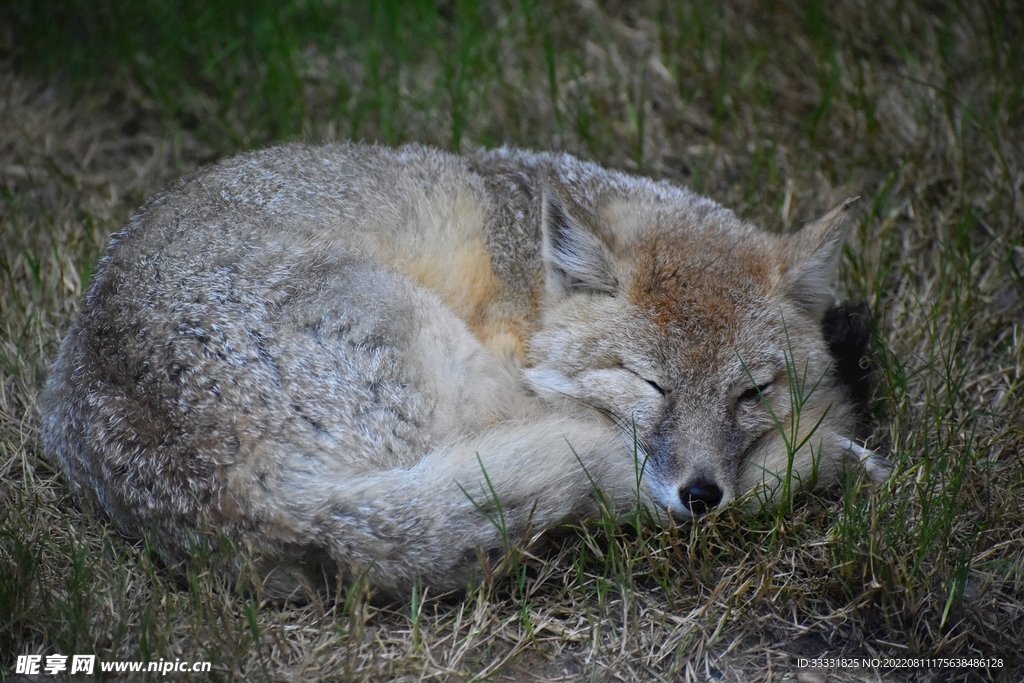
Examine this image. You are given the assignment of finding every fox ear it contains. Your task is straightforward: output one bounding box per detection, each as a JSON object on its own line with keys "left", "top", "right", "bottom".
{"left": 784, "top": 198, "right": 857, "bottom": 318}
{"left": 541, "top": 187, "right": 618, "bottom": 299}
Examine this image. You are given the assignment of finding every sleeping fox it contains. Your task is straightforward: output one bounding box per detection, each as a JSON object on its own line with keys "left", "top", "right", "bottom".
{"left": 41, "top": 143, "right": 890, "bottom": 597}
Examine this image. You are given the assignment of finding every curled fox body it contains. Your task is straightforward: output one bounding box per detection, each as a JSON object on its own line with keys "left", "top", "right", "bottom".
{"left": 41, "top": 143, "right": 890, "bottom": 596}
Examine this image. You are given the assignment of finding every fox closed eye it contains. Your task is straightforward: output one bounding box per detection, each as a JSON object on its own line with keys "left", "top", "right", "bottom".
{"left": 619, "top": 365, "right": 668, "bottom": 396}
{"left": 737, "top": 382, "right": 772, "bottom": 404}
{"left": 644, "top": 378, "right": 667, "bottom": 396}
{"left": 606, "top": 361, "right": 668, "bottom": 397}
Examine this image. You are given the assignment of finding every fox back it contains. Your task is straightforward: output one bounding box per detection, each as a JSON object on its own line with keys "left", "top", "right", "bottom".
{"left": 41, "top": 143, "right": 889, "bottom": 597}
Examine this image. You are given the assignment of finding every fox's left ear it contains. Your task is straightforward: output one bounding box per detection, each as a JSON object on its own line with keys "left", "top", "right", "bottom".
{"left": 541, "top": 186, "right": 618, "bottom": 300}
{"left": 783, "top": 198, "right": 857, "bottom": 318}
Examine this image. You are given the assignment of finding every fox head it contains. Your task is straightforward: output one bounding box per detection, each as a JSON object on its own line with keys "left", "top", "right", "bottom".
{"left": 524, "top": 185, "right": 878, "bottom": 518}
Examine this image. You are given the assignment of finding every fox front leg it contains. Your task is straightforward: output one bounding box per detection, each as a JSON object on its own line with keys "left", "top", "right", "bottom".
{"left": 837, "top": 437, "right": 893, "bottom": 484}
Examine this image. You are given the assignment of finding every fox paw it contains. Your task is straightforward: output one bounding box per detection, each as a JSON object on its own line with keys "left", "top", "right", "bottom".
{"left": 838, "top": 437, "right": 893, "bottom": 484}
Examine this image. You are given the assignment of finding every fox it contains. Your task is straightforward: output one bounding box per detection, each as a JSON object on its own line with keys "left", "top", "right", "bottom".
{"left": 40, "top": 142, "right": 891, "bottom": 598}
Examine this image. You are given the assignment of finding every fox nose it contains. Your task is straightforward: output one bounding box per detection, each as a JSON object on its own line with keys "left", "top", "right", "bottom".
{"left": 679, "top": 479, "right": 723, "bottom": 514}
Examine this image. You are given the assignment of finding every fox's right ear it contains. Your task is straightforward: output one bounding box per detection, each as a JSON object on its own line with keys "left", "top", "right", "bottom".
{"left": 541, "top": 187, "right": 618, "bottom": 300}
{"left": 783, "top": 198, "right": 857, "bottom": 318}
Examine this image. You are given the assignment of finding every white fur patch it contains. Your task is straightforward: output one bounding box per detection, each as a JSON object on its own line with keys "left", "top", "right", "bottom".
{"left": 522, "top": 367, "right": 578, "bottom": 400}
{"left": 838, "top": 437, "right": 892, "bottom": 484}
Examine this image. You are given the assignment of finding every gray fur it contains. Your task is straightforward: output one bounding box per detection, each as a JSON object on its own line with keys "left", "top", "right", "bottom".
{"left": 41, "top": 143, "right": 888, "bottom": 598}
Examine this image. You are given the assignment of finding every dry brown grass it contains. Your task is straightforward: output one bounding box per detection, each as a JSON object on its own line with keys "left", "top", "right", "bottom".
{"left": 2, "top": 1, "right": 1022, "bottom": 681}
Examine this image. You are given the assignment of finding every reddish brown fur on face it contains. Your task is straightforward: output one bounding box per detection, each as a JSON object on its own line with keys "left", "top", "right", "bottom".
{"left": 627, "top": 231, "right": 775, "bottom": 367}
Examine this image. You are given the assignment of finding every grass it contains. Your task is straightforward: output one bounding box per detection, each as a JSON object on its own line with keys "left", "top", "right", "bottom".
{"left": 1, "top": 0, "right": 1022, "bottom": 680}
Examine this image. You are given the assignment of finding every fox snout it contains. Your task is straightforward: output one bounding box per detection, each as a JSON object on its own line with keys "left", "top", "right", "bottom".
{"left": 644, "top": 469, "right": 732, "bottom": 518}
{"left": 641, "top": 427, "right": 739, "bottom": 518}
{"left": 679, "top": 478, "right": 724, "bottom": 515}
